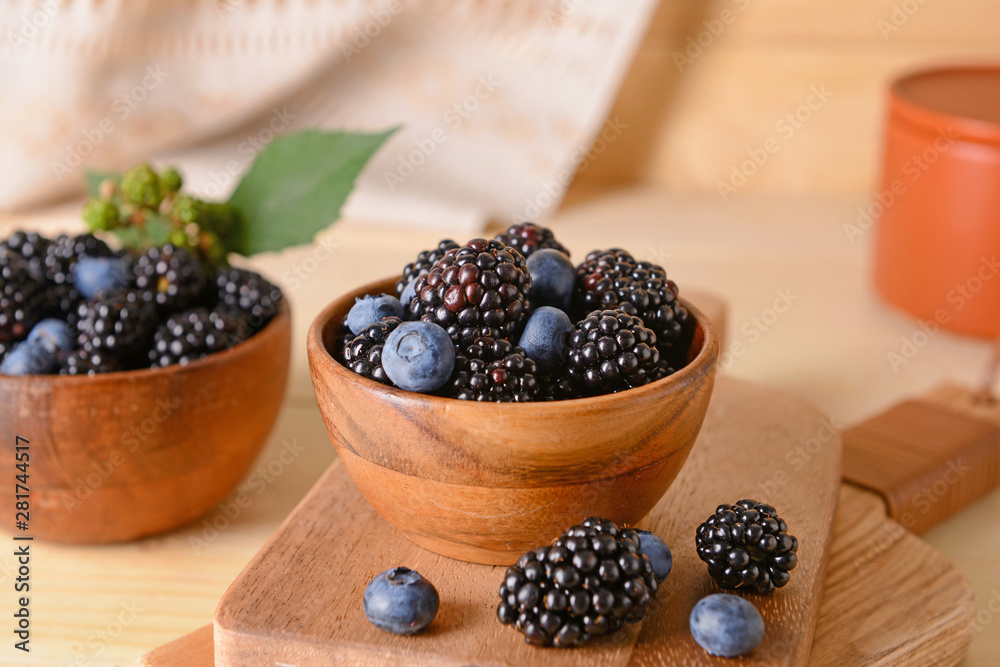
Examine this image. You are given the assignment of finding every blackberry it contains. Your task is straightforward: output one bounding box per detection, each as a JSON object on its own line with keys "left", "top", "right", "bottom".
{"left": 75, "top": 289, "right": 158, "bottom": 368}
{"left": 695, "top": 499, "right": 798, "bottom": 594}
{"left": 214, "top": 267, "right": 283, "bottom": 332}
{"left": 37, "top": 283, "right": 82, "bottom": 323}
{"left": 134, "top": 244, "right": 207, "bottom": 314}
{"left": 497, "top": 517, "right": 659, "bottom": 647}
{"left": 564, "top": 309, "right": 661, "bottom": 395}
{"left": 57, "top": 349, "right": 121, "bottom": 376}
{"left": 341, "top": 316, "right": 403, "bottom": 385}
{"left": 43, "top": 234, "right": 113, "bottom": 285}
{"left": 536, "top": 372, "right": 579, "bottom": 401}
{"left": 495, "top": 222, "right": 569, "bottom": 259}
{"left": 574, "top": 249, "right": 690, "bottom": 362}
{"left": 395, "top": 239, "right": 459, "bottom": 296}
{"left": 0, "top": 253, "right": 44, "bottom": 343}
{"left": 443, "top": 336, "right": 540, "bottom": 402}
{"left": 0, "top": 230, "right": 51, "bottom": 274}
{"left": 409, "top": 238, "right": 532, "bottom": 348}
{"left": 149, "top": 308, "right": 242, "bottom": 368}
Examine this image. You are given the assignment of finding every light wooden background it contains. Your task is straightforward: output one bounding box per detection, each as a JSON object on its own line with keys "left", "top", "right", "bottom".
{"left": 567, "top": 0, "right": 1000, "bottom": 201}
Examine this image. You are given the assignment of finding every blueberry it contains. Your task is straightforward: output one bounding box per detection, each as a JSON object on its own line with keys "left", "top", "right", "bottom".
{"left": 526, "top": 249, "right": 574, "bottom": 311}
{"left": 73, "top": 256, "right": 130, "bottom": 299}
{"left": 348, "top": 294, "right": 405, "bottom": 335}
{"left": 382, "top": 321, "right": 455, "bottom": 392}
{"left": 636, "top": 529, "right": 672, "bottom": 583}
{"left": 400, "top": 279, "right": 418, "bottom": 308}
{"left": 690, "top": 594, "right": 765, "bottom": 658}
{"left": 28, "top": 318, "right": 74, "bottom": 354}
{"left": 363, "top": 567, "right": 439, "bottom": 635}
{"left": 0, "top": 340, "right": 56, "bottom": 375}
{"left": 518, "top": 306, "right": 573, "bottom": 371}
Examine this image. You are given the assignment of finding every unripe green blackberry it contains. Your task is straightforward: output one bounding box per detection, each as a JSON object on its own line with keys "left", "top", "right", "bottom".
{"left": 497, "top": 517, "right": 659, "bottom": 647}
{"left": 120, "top": 163, "right": 163, "bottom": 209}
{"left": 409, "top": 239, "right": 532, "bottom": 348}
{"left": 696, "top": 499, "right": 798, "bottom": 594}
{"left": 158, "top": 166, "right": 183, "bottom": 193}
{"left": 82, "top": 198, "right": 121, "bottom": 231}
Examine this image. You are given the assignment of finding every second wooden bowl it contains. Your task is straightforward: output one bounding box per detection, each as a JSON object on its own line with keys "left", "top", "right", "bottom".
{"left": 0, "top": 303, "right": 291, "bottom": 544}
{"left": 308, "top": 278, "right": 719, "bottom": 565}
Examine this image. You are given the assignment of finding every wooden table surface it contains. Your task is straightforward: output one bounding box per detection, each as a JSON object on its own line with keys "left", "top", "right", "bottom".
{"left": 1, "top": 188, "right": 998, "bottom": 666}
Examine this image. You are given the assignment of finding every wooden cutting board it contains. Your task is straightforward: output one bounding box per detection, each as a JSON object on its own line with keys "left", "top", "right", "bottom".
{"left": 147, "top": 378, "right": 851, "bottom": 665}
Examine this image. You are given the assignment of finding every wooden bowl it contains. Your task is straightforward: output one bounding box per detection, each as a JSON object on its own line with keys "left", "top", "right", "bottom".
{"left": 0, "top": 303, "right": 291, "bottom": 544}
{"left": 307, "top": 278, "right": 719, "bottom": 565}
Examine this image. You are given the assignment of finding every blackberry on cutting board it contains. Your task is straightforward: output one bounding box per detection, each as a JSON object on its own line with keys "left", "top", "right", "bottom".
{"left": 214, "top": 267, "right": 283, "bottom": 332}
{"left": 696, "top": 499, "right": 798, "bottom": 594}
{"left": 133, "top": 244, "right": 207, "bottom": 313}
{"left": 0, "top": 253, "right": 44, "bottom": 343}
{"left": 341, "top": 316, "right": 403, "bottom": 385}
{"left": 43, "top": 233, "right": 113, "bottom": 285}
{"left": 564, "top": 308, "right": 661, "bottom": 395}
{"left": 395, "top": 239, "right": 460, "bottom": 296}
{"left": 75, "top": 289, "right": 158, "bottom": 368}
{"left": 497, "top": 517, "right": 659, "bottom": 647}
{"left": 494, "top": 222, "right": 569, "bottom": 259}
{"left": 443, "top": 336, "right": 540, "bottom": 402}
{"left": 409, "top": 238, "right": 532, "bottom": 348}
{"left": 148, "top": 308, "right": 243, "bottom": 368}
{"left": 574, "top": 249, "right": 690, "bottom": 362}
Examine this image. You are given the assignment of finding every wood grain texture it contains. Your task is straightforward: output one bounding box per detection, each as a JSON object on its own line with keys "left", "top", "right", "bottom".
{"left": 137, "top": 487, "right": 978, "bottom": 667}
{"left": 0, "top": 304, "right": 291, "bottom": 543}
{"left": 306, "top": 277, "right": 720, "bottom": 564}
{"left": 843, "top": 389, "right": 1000, "bottom": 535}
{"left": 211, "top": 378, "right": 840, "bottom": 666}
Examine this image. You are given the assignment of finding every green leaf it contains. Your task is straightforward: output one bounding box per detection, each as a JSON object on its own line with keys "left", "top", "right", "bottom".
{"left": 84, "top": 169, "right": 121, "bottom": 198}
{"left": 226, "top": 128, "right": 397, "bottom": 256}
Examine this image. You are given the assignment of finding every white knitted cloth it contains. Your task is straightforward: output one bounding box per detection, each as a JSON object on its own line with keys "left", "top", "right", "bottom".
{"left": 0, "top": 0, "right": 655, "bottom": 230}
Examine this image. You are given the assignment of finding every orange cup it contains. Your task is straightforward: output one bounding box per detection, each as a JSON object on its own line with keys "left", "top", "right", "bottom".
{"left": 873, "top": 65, "right": 1000, "bottom": 338}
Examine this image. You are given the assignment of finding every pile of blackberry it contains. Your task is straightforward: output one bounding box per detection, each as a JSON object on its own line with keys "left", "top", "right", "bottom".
{"left": 497, "top": 517, "right": 659, "bottom": 647}
{"left": 0, "top": 230, "right": 283, "bottom": 375}
{"left": 339, "top": 222, "right": 693, "bottom": 401}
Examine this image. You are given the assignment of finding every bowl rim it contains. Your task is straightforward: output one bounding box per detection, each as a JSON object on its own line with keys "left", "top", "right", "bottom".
{"left": 308, "top": 276, "right": 719, "bottom": 411}
{"left": 0, "top": 300, "right": 291, "bottom": 386}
